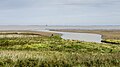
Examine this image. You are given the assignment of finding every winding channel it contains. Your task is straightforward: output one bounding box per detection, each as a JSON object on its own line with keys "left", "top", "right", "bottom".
{"left": 0, "top": 25, "right": 102, "bottom": 43}
{"left": 40, "top": 30, "right": 102, "bottom": 43}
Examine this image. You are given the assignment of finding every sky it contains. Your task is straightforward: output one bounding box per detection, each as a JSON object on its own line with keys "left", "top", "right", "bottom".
{"left": 0, "top": 0, "right": 120, "bottom": 25}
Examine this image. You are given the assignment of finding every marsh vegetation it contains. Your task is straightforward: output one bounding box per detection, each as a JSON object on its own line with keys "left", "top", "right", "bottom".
{"left": 0, "top": 32, "right": 120, "bottom": 67}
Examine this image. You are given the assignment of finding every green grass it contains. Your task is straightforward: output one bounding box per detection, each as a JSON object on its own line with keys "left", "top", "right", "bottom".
{"left": 0, "top": 35, "right": 120, "bottom": 67}
{"left": 102, "top": 39, "right": 120, "bottom": 44}
{"left": 0, "top": 50, "right": 120, "bottom": 67}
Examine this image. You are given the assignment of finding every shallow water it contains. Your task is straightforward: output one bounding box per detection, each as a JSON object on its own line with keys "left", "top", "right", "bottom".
{"left": 60, "top": 32, "right": 102, "bottom": 43}
{"left": 40, "top": 30, "right": 102, "bottom": 43}
{"left": 1, "top": 25, "right": 118, "bottom": 43}
{"left": 0, "top": 25, "right": 120, "bottom": 30}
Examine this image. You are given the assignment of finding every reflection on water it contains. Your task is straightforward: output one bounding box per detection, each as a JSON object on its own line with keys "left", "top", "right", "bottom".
{"left": 1, "top": 25, "right": 115, "bottom": 43}
{"left": 60, "top": 32, "right": 102, "bottom": 43}
{"left": 40, "top": 30, "right": 102, "bottom": 43}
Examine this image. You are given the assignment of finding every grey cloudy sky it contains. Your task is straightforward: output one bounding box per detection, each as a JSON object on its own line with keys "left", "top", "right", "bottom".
{"left": 0, "top": 0, "right": 120, "bottom": 25}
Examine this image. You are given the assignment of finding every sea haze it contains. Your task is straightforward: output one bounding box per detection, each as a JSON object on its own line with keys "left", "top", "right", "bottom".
{"left": 0, "top": 25, "right": 120, "bottom": 31}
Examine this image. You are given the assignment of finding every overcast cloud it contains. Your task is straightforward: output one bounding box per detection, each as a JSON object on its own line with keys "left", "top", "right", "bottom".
{"left": 0, "top": 0, "right": 120, "bottom": 25}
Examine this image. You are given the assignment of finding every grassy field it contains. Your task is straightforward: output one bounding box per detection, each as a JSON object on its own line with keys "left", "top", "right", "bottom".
{"left": 0, "top": 31, "right": 120, "bottom": 67}
{"left": 0, "top": 30, "right": 60, "bottom": 37}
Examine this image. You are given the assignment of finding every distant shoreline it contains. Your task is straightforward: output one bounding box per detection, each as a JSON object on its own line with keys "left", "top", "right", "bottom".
{"left": 1, "top": 29, "right": 120, "bottom": 40}
{"left": 0, "top": 25, "right": 120, "bottom": 30}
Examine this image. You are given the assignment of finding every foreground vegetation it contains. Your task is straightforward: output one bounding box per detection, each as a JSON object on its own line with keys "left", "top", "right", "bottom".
{"left": 102, "top": 39, "right": 120, "bottom": 45}
{"left": 0, "top": 33, "right": 120, "bottom": 67}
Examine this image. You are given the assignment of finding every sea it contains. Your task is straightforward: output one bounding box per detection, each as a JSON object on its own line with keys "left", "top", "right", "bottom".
{"left": 0, "top": 25, "right": 119, "bottom": 43}
{"left": 0, "top": 25, "right": 120, "bottom": 31}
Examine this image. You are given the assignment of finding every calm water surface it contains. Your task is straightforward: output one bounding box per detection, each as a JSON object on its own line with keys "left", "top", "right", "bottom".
{"left": 0, "top": 25, "right": 120, "bottom": 30}
{"left": 0, "top": 25, "right": 119, "bottom": 43}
